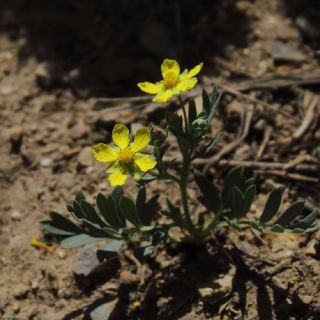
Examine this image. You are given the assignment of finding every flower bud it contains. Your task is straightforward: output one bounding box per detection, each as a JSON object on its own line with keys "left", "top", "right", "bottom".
{"left": 150, "top": 126, "right": 167, "bottom": 146}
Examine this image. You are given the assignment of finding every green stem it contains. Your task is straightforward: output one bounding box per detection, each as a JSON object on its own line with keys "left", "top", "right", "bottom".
{"left": 178, "top": 95, "right": 188, "bottom": 129}
{"left": 179, "top": 150, "right": 198, "bottom": 238}
{"left": 202, "top": 209, "right": 223, "bottom": 235}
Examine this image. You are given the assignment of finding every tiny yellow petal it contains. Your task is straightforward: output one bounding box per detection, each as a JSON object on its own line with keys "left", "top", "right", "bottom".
{"left": 176, "top": 78, "right": 198, "bottom": 92}
{"left": 31, "top": 239, "right": 55, "bottom": 253}
{"left": 161, "top": 59, "right": 180, "bottom": 79}
{"left": 108, "top": 170, "right": 128, "bottom": 186}
{"left": 187, "top": 62, "right": 203, "bottom": 78}
{"left": 131, "top": 127, "right": 151, "bottom": 152}
{"left": 112, "top": 124, "right": 130, "bottom": 150}
{"left": 153, "top": 89, "right": 174, "bottom": 103}
{"left": 92, "top": 143, "right": 120, "bottom": 162}
{"left": 134, "top": 153, "right": 157, "bottom": 172}
{"left": 138, "top": 82, "right": 163, "bottom": 94}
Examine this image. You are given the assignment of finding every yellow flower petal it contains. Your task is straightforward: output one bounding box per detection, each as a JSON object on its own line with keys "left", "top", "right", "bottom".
{"left": 112, "top": 124, "right": 130, "bottom": 150}
{"left": 137, "top": 82, "right": 163, "bottom": 94}
{"left": 176, "top": 78, "right": 198, "bottom": 92}
{"left": 108, "top": 170, "right": 128, "bottom": 186}
{"left": 187, "top": 62, "right": 203, "bottom": 78}
{"left": 92, "top": 143, "right": 120, "bottom": 162}
{"left": 153, "top": 89, "right": 174, "bottom": 103}
{"left": 161, "top": 59, "right": 180, "bottom": 79}
{"left": 131, "top": 127, "right": 151, "bottom": 152}
{"left": 134, "top": 153, "right": 157, "bottom": 172}
{"left": 179, "top": 62, "right": 203, "bottom": 80}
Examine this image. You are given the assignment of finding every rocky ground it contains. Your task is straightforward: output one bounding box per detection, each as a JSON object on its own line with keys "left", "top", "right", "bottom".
{"left": 0, "top": 0, "right": 320, "bottom": 319}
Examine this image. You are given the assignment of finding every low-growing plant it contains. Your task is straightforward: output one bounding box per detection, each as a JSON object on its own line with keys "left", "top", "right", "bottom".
{"left": 41, "top": 59, "right": 320, "bottom": 261}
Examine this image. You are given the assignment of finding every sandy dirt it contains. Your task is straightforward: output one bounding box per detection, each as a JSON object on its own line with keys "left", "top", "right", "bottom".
{"left": 0, "top": 0, "right": 320, "bottom": 319}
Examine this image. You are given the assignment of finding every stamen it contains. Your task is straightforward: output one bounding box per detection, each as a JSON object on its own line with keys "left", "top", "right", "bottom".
{"left": 164, "top": 71, "right": 178, "bottom": 89}
{"left": 118, "top": 148, "right": 134, "bottom": 164}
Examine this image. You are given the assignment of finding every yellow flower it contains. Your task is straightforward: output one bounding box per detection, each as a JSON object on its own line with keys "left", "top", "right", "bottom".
{"left": 138, "top": 59, "right": 203, "bottom": 103}
{"left": 92, "top": 124, "right": 157, "bottom": 186}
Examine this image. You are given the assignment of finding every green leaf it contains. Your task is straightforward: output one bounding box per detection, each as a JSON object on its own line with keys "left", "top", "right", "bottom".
{"left": 40, "top": 220, "right": 77, "bottom": 236}
{"left": 205, "top": 131, "right": 223, "bottom": 154}
{"left": 232, "top": 186, "right": 244, "bottom": 218}
{"left": 188, "top": 99, "right": 197, "bottom": 123}
{"left": 250, "top": 221, "right": 265, "bottom": 233}
{"left": 241, "top": 185, "right": 256, "bottom": 217}
{"left": 139, "top": 194, "right": 159, "bottom": 225}
{"left": 275, "top": 200, "right": 305, "bottom": 226}
{"left": 120, "top": 196, "right": 142, "bottom": 227}
{"left": 202, "top": 89, "right": 211, "bottom": 113}
{"left": 61, "top": 234, "right": 107, "bottom": 249}
{"left": 49, "top": 211, "right": 83, "bottom": 234}
{"left": 81, "top": 201, "right": 106, "bottom": 226}
{"left": 289, "top": 209, "right": 319, "bottom": 230}
{"left": 208, "top": 89, "right": 222, "bottom": 121}
{"left": 222, "top": 166, "right": 244, "bottom": 206}
{"left": 72, "top": 201, "right": 86, "bottom": 219}
{"left": 244, "top": 178, "right": 255, "bottom": 190}
{"left": 112, "top": 186, "right": 123, "bottom": 201}
{"left": 96, "top": 240, "right": 123, "bottom": 261}
{"left": 75, "top": 191, "right": 85, "bottom": 203}
{"left": 194, "top": 170, "right": 222, "bottom": 214}
{"left": 259, "top": 188, "right": 283, "bottom": 224}
{"left": 82, "top": 219, "right": 108, "bottom": 237}
{"left": 268, "top": 224, "right": 285, "bottom": 233}
{"left": 102, "top": 226, "right": 122, "bottom": 239}
{"left": 165, "top": 198, "right": 184, "bottom": 228}
{"left": 140, "top": 225, "right": 155, "bottom": 232}
{"left": 136, "top": 185, "right": 146, "bottom": 213}
{"left": 166, "top": 112, "right": 183, "bottom": 133}
{"left": 96, "top": 194, "right": 123, "bottom": 229}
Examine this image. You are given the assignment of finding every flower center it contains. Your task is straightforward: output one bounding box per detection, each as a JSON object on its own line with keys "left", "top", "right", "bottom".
{"left": 118, "top": 148, "right": 135, "bottom": 164}
{"left": 163, "top": 71, "right": 178, "bottom": 89}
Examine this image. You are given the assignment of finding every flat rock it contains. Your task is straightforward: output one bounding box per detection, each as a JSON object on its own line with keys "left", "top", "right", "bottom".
{"left": 271, "top": 41, "right": 307, "bottom": 63}
{"left": 78, "top": 147, "right": 93, "bottom": 167}
{"left": 70, "top": 120, "right": 89, "bottom": 140}
{"left": 73, "top": 244, "right": 100, "bottom": 277}
{"left": 89, "top": 303, "right": 111, "bottom": 320}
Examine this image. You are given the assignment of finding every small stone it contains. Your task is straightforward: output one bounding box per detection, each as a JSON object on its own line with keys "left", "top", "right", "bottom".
{"left": 198, "top": 287, "right": 214, "bottom": 302}
{"left": 305, "top": 239, "right": 316, "bottom": 256}
{"left": 271, "top": 41, "right": 307, "bottom": 63}
{"left": 89, "top": 303, "right": 111, "bottom": 320}
{"left": 40, "top": 157, "right": 53, "bottom": 167}
{"left": 70, "top": 120, "right": 89, "bottom": 140}
{"left": 31, "top": 281, "right": 39, "bottom": 291}
{"left": 73, "top": 244, "right": 100, "bottom": 277}
{"left": 68, "top": 68, "right": 80, "bottom": 80}
{"left": 13, "top": 284, "right": 29, "bottom": 299}
{"left": 98, "top": 181, "right": 107, "bottom": 190}
{"left": 12, "top": 302, "right": 20, "bottom": 314}
{"left": 57, "top": 172, "right": 76, "bottom": 190}
{"left": 77, "top": 147, "right": 93, "bottom": 167}
{"left": 56, "top": 248, "right": 67, "bottom": 259}
{"left": 35, "top": 62, "right": 50, "bottom": 78}
{"left": 0, "top": 85, "right": 14, "bottom": 96}
{"left": 10, "top": 210, "right": 22, "bottom": 221}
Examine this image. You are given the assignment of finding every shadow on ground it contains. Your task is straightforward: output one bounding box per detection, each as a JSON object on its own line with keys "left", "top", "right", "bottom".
{"left": 280, "top": 0, "right": 320, "bottom": 49}
{"left": 0, "top": 0, "right": 251, "bottom": 97}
